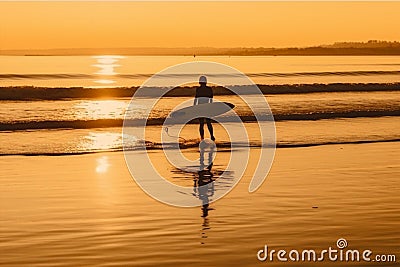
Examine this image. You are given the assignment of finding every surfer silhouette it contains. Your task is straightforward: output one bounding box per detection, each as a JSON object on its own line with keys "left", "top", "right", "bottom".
{"left": 193, "top": 76, "right": 215, "bottom": 141}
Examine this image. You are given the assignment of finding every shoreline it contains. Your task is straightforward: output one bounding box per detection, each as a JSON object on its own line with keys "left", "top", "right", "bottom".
{"left": 1, "top": 116, "right": 399, "bottom": 156}
{"left": 1, "top": 139, "right": 399, "bottom": 157}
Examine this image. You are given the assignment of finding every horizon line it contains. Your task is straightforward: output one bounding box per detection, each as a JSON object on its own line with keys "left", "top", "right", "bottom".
{"left": 0, "top": 42, "right": 400, "bottom": 51}
{"left": 2, "top": 40, "right": 400, "bottom": 51}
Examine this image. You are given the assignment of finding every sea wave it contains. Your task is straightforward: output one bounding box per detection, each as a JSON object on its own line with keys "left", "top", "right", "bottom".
{"left": 2, "top": 70, "right": 400, "bottom": 80}
{"left": 1, "top": 83, "right": 399, "bottom": 100}
{"left": 1, "top": 111, "right": 399, "bottom": 131}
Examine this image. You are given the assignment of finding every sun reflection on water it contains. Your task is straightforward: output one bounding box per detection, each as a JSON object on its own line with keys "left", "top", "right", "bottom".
{"left": 74, "top": 100, "right": 128, "bottom": 120}
{"left": 92, "top": 55, "right": 124, "bottom": 85}
{"left": 78, "top": 132, "right": 122, "bottom": 152}
{"left": 95, "top": 79, "right": 116, "bottom": 85}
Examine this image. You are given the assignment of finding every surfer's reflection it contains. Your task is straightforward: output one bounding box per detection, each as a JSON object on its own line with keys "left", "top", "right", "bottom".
{"left": 193, "top": 144, "right": 215, "bottom": 217}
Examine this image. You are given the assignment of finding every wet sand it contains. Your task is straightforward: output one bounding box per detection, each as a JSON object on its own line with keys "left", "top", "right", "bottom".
{"left": 1, "top": 142, "right": 399, "bottom": 266}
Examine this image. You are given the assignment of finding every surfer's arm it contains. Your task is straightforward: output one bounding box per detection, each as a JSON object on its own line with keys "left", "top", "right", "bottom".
{"left": 209, "top": 98, "right": 213, "bottom": 103}
{"left": 193, "top": 97, "right": 198, "bottom": 105}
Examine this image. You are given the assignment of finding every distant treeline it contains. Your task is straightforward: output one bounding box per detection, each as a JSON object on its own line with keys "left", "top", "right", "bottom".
{"left": 220, "top": 47, "right": 400, "bottom": 56}
{"left": 1, "top": 83, "right": 399, "bottom": 100}
{"left": 2, "top": 41, "right": 400, "bottom": 56}
{"left": 324, "top": 40, "right": 400, "bottom": 48}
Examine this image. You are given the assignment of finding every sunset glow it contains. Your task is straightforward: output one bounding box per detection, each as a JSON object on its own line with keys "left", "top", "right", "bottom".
{"left": 1, "top": 2, "right": 400, "bottom": 50}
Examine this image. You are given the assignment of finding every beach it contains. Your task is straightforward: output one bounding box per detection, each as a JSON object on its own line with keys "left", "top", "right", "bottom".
{"left": 1, "top": 141, "right": 399, "bottom": 266}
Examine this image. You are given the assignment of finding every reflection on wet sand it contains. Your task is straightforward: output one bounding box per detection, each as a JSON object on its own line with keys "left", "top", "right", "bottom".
{"left": 193, "top": 146, "right": 215, "bottom": 218}
{"left": 169, "top": 141, "right": 236, "bottom": 244}
{"left": 195, "top": 146, "right": 215, "bottom": 244}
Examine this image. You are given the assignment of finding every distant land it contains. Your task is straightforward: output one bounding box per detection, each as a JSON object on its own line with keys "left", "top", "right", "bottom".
{"left": 2, "top": 40, "right": 400, "bottom": 56}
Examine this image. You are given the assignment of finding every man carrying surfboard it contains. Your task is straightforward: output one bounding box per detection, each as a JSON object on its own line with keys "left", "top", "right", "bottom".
{"left": 194, "top": 76, "right": 215, "bottom": 141}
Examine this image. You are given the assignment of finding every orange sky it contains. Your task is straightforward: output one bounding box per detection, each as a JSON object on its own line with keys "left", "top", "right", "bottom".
{"left": 1, "top": 2, "right": 400, "bottom": 50}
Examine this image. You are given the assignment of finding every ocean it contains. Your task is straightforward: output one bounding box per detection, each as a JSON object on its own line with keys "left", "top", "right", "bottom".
{"left": 2, "top": 55, "right": 400, "bottom": 87}
{"left": 0, "top": 55, "right": 399, "bottom": 155}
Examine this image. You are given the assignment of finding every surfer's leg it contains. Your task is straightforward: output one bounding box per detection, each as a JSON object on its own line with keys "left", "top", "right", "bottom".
{"left": 199, "top": 118, "right": 205, "bottom": 139}
{"left": 206, "top": 118, "right": 215, "bottom": 141}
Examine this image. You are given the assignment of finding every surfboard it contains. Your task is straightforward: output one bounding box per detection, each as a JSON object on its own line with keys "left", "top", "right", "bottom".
{"left": 170, "top": 102, "right": 235, "bottom": 121}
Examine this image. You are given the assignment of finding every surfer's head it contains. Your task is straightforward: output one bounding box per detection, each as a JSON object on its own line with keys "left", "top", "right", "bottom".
{"left": 199, "top": 75, "right": 207, "bottom": 85}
